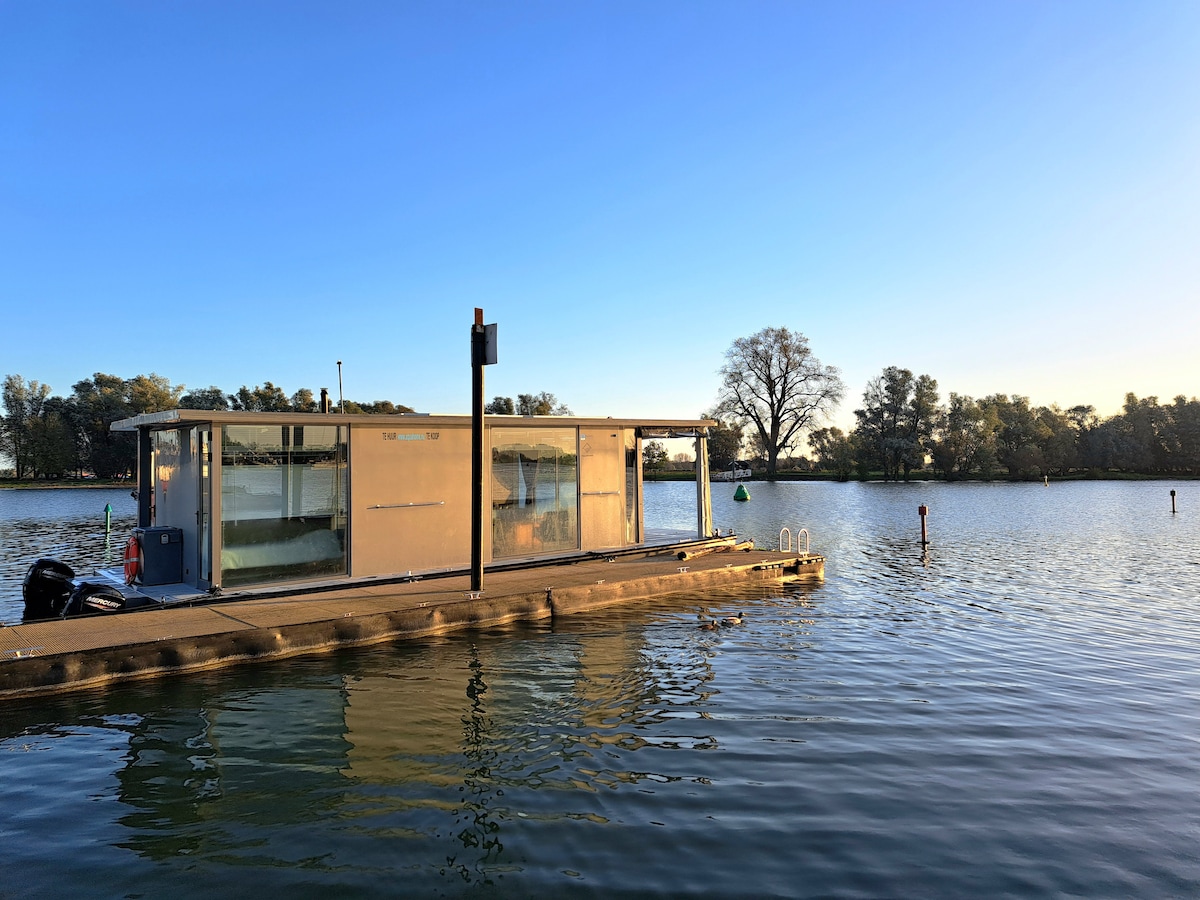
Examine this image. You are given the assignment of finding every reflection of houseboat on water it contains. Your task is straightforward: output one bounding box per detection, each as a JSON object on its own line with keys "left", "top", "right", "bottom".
{"left": 24, "top": 409, "right": 727, "bottom": 617}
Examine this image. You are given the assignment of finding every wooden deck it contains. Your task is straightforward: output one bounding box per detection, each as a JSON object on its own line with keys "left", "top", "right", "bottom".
{"left": 0, "top": 544, "right": 824, "bottom": 699}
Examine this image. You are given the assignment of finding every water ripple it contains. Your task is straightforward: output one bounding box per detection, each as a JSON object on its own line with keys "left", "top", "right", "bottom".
{"left": 1, "top": 482, "right": 1198, "bottom": 896}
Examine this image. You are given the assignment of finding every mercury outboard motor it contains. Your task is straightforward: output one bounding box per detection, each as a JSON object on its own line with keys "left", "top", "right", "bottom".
{"left": 22, "top": 558, "right": 76, "bottom": 620}
{"left": 63, "top": 581, "right": 159, "bottom": 616}
{"left": 63, "top": 581, "right": 126, "bottom": 616}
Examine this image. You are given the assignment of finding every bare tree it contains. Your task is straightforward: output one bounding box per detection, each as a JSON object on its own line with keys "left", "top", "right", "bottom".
{"left": 716, "top": 327, "right": 845, "bottom": 478}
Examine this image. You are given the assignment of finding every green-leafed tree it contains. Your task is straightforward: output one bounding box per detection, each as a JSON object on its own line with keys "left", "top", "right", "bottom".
{"left": 29, "top": 406, "right": 78, "bottom": 478}
{"left": 290, "top": 388, "right": 318, "bottom": 413}
{"left": 1037, "top": 405, "right": 1079, "bottom": 476}
{"left": 127, "top": 373, "right": 183, "bottom": 414}
{"left": 715, "top": 327, "right": 845, "bottom": 479}
{"left": 64, "top": 373, "right": 179, "bottom": 478}
{"left": 1114, "top": 394, "right": 1171, "bottom": 473}
{"left": 1067, "top": 405, "right": 1106, "bottom": 471}
{"left": 979, "top": 395, "right": 1051, "bottom": 479}
{"left": 357, "top": 400, "right": 417, "bottom": 415}
{"left": 808, "top": 426, "right": 856, "bottom": 481}
{"left": 702, "top": 410, "right": 745, "bottom": 472}
{"left": 643, "top": 440, "right": 668, "bottom": 479}
{"left": 179, "top": 386, "right": 231, "bottom": 410}
{"left": 854, "top": 366, "right": 939, "bottom": 481}
{"left": 71, "top": 374, "right": 135, "bottom": 479}
{"left": 485, "top": 396, "right": 515, "bottom": 414}
{"left": 931, "top": 394, "right": 998, "bottom": 481}
{"left": 1167, "top": 395, "right": 1200, "bottom": 474}
{"left": 231, "top": 382, "right": 291, "bottom": 412}
{"left": 516, "top": 392, "right": 572, "bottom": 416}
{"left": 1, "top": 374, "right": 51, "bottom": 478}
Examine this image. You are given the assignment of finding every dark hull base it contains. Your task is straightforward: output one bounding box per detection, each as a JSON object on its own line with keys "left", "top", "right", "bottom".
{"left": 2, "top": 543, "right": 824, "bottom": 698}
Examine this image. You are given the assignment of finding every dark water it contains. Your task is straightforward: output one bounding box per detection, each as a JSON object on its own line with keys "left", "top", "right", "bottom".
{"left": 1, "top": 481, "right": 1198, "bottom": 897}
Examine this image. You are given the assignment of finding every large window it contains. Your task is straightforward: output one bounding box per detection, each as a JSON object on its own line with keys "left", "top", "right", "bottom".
{"left": 491, "top": 427, "right": 577, "bottom": 559}
{"left": 220, "top": 425, "right": 347, "bottom": 587}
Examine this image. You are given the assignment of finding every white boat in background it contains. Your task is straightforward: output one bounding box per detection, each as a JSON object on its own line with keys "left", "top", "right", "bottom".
{"left": 712, "top": 464, "right": 752, "bottom": 482}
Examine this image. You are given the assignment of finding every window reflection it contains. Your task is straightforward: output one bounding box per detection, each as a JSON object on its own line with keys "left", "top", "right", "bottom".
{"left": 220, "top": 425, "right": 347, "bottom": 587}
{"left": 491, "top": 428, "right": 577, "bottom": 558}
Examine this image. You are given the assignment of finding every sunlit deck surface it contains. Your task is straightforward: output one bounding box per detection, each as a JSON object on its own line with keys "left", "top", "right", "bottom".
{"left": 0, "top": 539, "right": 823, "bottom": 699}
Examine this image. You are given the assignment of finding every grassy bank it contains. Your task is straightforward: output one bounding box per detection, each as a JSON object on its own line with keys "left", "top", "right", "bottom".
{"left": 0, "top": 478, "right": 132, "bottom": 490}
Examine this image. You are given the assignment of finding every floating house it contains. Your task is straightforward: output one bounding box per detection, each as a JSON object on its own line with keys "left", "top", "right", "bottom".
{"left": 109, "top": 410, "right": 717, "bottom": 595}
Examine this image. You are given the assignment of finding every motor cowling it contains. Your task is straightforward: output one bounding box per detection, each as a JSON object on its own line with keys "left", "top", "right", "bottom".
{"left": 63, "top": 582, "right": 130, "bottom": 616}
{"left": 22, "top": 558, "right": 76, "bottom": 620}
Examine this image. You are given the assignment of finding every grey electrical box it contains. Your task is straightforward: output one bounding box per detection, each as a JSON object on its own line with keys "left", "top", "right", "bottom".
{"left": 135, "top": 526, "right": 183, "bottom": 585}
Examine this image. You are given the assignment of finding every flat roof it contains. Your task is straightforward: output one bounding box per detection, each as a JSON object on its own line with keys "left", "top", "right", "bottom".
{"left": 112, "top": 409, "right": 714, "bottom": 436}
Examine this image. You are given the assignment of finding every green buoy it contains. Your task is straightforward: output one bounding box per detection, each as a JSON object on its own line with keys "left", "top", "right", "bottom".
{"left": 733, "top": 483, "right": 750, "bottom": 502}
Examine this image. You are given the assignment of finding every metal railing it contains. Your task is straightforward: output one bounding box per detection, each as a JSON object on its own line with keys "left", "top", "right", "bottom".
{"left": 778, "top": 527, "right": 809, "bottom": 554}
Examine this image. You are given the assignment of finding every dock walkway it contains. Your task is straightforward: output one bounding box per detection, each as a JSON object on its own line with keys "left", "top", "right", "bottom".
{"left": 1, "top": 546, "right": 823, "bottom": 699}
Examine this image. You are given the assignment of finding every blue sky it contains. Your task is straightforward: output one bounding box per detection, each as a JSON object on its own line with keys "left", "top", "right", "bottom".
{"left": 3, "top": 1, "right": 1197, "bottom": 434}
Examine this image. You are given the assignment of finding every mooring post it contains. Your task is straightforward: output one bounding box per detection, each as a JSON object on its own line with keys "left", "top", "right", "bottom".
{"left": 471, "top": 310, "right": 485, "bottom": 593}
{"left": 470, "top": 307, "right": 498, "bottom": 594}
{"left": 104, "top": 502, "right": 112, "bottom": 534}
{"left": 918, "top": 504, "right": 929, "bottom": 546}
{"left": 1170, "top": 489, "right": 1177, "bottom": 514}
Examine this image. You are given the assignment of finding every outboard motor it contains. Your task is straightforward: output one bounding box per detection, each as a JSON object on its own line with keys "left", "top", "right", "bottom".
{"left": 22, "top": 558, "right": 76, "bottom": 620}
{"left": 63, "top": 582, "right": 161, "bottom": 616}
{"left": 63, "top": 581, "right": 143, "bottom": 616}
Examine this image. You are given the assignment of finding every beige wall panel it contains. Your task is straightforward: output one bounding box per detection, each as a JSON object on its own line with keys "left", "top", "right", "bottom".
{"left": 579, "top": 427, "right": 625, "bottom": 550}
{"left": 349, "top": 425, "right": 474, "bottom": 575}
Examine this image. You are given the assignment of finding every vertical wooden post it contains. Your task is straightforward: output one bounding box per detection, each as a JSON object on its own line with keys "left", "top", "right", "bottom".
{"left": 918, "top": 504, "right": 929, "bottom": 546}
{"left": 695, "top": 430, "right": 713, "bottom": 537}
{"left": 1170, "top": 489, "right": 1177, "bottom": 514}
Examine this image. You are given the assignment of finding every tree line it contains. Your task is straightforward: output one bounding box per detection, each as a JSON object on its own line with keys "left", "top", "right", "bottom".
{"left": 708, "top": 328, "right": 1199, "bottom": 481}
{"left": 0, "top": 373, "right": 576, "bottom": 480}
{"left": 8, "top": 341, "right": 1195, "bottom": 483}
{"left": 484, "top": 392, "right": 572, "bottom": 416}
{"left": 0, "top": 373, "right": 414, "bottom": 479}
{"left": 810, "top": 373, "right": 1200, "bottom": 480}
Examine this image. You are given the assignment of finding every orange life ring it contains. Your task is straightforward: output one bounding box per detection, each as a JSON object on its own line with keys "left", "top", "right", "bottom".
{"left": 123, "top": 534, "right": 142, "bottom": 585}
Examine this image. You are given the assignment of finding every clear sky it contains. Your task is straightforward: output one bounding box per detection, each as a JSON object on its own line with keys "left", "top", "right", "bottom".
{"left": 3, "top": 1, "right": 1197, "bottom": 435}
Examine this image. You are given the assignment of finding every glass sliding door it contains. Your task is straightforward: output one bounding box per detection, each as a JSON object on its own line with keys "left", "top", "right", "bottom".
{"left": 491, "top": 427, "right": 578, "bottom": 559}
{"left": 220, "top": 424, "right": 347, "bottom": 587}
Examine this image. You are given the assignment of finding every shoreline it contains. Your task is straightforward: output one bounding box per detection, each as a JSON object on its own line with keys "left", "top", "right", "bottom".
{"left": 4, "top": 472, "right": 1196, "bottom": 492}
{"left": 0, "top": 480, "right": 134, "bottom": 490}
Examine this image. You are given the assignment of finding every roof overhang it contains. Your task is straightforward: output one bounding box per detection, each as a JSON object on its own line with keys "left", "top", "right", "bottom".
{"left": 112, "top": 409, "right": 714, "bottom": 435}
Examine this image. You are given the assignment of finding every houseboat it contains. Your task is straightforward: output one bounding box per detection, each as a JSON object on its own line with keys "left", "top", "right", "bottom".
{"left": 24, "top": 410, "right": 721, "bottom": 618}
